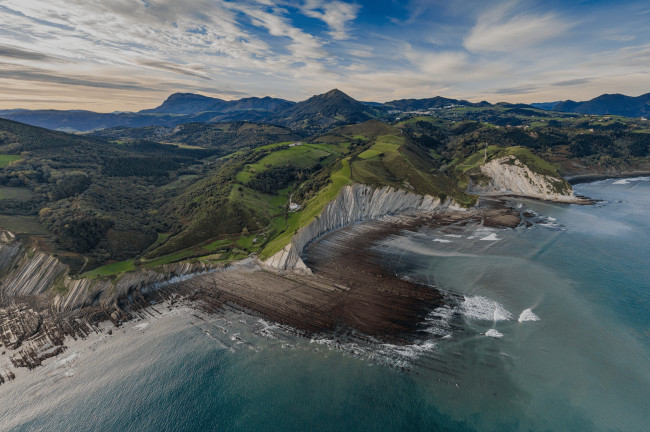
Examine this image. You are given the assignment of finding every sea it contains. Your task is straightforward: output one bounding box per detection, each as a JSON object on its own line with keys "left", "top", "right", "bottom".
{"left": 1, "top": 178, "right": 649, "bottom": 432}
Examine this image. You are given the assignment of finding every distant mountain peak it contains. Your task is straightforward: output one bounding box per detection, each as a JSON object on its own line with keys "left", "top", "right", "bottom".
{"left": 323, "top": 88, "right": 346, "bottom": 97}
{"left": 271, "top": 89, "right": 377, "bottom": 133}
{"left": 550, "top": 92, "right": 650, "bottom": 117}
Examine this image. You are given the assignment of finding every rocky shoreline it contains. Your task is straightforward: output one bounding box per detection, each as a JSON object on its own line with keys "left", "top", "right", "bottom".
{"left": 0, "top": 199, "right": 524, "bottom": 382}
{"left": 565, "top": 171, "right": 650, "bottom": 185}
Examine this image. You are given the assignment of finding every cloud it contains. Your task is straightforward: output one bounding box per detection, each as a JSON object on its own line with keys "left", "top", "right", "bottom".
{"left": 0, "top": 63, "right": 154, "bottom": 91}
{"left": 494, "top": 84, "right": 539, "bottom": 95}
{"left": 0, "top": 0, "right": 648, "bottom": 110}
{"left": 0, "top": 45, "right": 58, "bottom": 61}
{"left": 136, "top": 59, "right": 211, "bottom": 80}
{"left": 231, "top": 3, "right": 327, "bottom": 59}
{"left": 301, "top": 1, "right": 361, "bottom": 40}
{"left": 464, "top": 4, "right": 572, "bottom": 53}
{"left": 607, "top": 35, "right": 636, "bottom": 42}
{"left": 553, "top": 78, "right": 591, "bottom": 87}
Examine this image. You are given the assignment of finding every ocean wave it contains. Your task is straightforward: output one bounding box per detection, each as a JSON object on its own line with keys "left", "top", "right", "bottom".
{"left": 517, "top": 308, "right": 540, "bottom": 322}
{"left": 484, "top": 329, "right": 503, "bottom": 338}
{"left": 423, "top": 305, "right": 456, "bottom": 337}
{"left": 461, "top": 296, "right": 513, "bottom": 321}
{"left": 479, "top": 233, "right": 500, "bottom": 241}
{"left": 612, "top": 176, "right": 650, "bottom": 185}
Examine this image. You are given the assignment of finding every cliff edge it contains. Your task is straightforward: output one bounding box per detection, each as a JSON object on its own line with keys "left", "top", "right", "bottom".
{"left": 263, "top": 184, "right": 457, "bottom": 272}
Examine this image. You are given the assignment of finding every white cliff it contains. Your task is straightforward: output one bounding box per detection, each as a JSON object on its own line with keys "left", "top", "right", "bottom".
{"left": 475, "top": 155, "right": 579, "bottom": 203}
{"left": 264, "top": 184, "right": 456, "bottom": 272}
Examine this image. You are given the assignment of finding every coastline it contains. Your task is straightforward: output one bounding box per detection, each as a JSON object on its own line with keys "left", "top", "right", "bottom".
{"left": 566, "top": 171, "right": 650, "bottom": 185}
{"left": 0, "top": 199, "right": 522, "bottom": 382}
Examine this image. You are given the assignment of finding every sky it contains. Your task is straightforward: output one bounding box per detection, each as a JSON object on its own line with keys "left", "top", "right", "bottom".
{"left": 1, "top": 0, "right": 649, "bottom": 111}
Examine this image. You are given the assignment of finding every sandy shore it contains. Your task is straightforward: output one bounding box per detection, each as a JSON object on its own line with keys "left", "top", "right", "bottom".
{"left": 0, "top": 198, "right": 522, "bottom": 382}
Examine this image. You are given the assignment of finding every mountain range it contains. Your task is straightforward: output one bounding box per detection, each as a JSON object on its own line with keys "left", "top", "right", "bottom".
{"left": 533, "top": 93, "right": 650, "bottom": 117}
{"left": 1, "top": 89, "right": 648, "bottom": 133}
{"left": 0, "top": 89, "right": 493, "bottom": 133}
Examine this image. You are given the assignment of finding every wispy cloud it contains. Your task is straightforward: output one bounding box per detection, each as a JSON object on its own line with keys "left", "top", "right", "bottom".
{"left": 464, "top": 3, "right": 572, "bottom": 53}
{"left": 0, "top": 45, "right": 59, "bottom": 61}
{"left": 553, "top": 78, "right": 592, "bottom": 87}
{"left": 0, "top": 0, "right": 648, "bottom": 109}
{"left": 301, "top": 0, "right": 361, "bottom": 40}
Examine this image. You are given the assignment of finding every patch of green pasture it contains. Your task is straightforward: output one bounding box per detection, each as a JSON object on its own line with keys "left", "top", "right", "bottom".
{"left": 142, "top": 249, "right": 198, "bottom": 268}
{"left": 357, "top": 135, "right": 402, "bottom": 159}
{"left": 81, "top": 260, "right": 135, "bottom": 278}
{"left": 0, "top": 154, "right": 21, "bottom": 168}
{"left": 149, "top": 233, "right": 170, "bottom": 249}
{"left": 0, "top": 215, "right": 46, "bottom": 234}
{"left": 260, "top": 158, "right": 352, "bottom": 259}
{"left": 0, "top": 186, "right": 34, "bottom": 200}
{"left": 237, "top": 145, "right": 331, "bottom": 184}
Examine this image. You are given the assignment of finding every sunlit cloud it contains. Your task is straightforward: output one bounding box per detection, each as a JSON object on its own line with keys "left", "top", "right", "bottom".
{"left": 463, "top": 3, "right": 572, "bottom": 53}
{"left": 0, "top": 0, "right": 648, "bottom": 110}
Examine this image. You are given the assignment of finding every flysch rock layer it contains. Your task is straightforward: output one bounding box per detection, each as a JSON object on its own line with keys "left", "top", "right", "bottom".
{"left": 0, "top": 240, "right": 213, "bottom": 312}
{"left": 264, "top": 184, "right": 459, "bottom": 272}
{"left": 476, "top": 155, "right": 579, "bottom": 202}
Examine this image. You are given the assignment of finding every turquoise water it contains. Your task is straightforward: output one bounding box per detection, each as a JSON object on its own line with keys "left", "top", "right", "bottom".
{"left": 1, "top": 178, "right": 649, "bottom": 431}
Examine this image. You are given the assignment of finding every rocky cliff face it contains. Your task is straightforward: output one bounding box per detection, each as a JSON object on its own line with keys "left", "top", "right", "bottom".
{"left": 264, "top": 184, "right": 455, "bottom": 272}
{"left": 475, "top": 155, "right": 578, "bottom": 202}
{"left": 0, "top": 238, "right": 212, "bottom": 311}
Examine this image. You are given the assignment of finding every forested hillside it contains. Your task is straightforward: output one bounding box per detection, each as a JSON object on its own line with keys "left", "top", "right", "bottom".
{"left": 0, "top": 91, "right": 648, "bottom": 277}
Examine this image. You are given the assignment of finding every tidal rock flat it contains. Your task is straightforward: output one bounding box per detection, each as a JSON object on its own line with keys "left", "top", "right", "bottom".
{"left": 0, "top": 200, "right": 521, "bottom": 380}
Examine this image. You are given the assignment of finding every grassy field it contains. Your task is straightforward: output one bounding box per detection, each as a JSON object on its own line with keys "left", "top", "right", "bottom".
{"left": 357, "top": 135, "right": 402, "bottom": 159}
{"left": 457, "top": 146, "right": 561, "bottom": 178}
{"left": 0, "top": 186, "right": 34, "bottom": 200}
{"left": 260, "top": 158, "right": 353, "bottom": 259}
{"left": 0, "top": 215, "right": 46, "bottom": 234}
{"left": 81, "top": 259, "right": 135, "bottom": 278}
{"left": 0, "top": 154, "right": 21, "bottom": 168}
{"left": 148, "top": 233, "right": 170, "bottom": 249}
{"left": 236, "top": 144, "right": 331, "bottom": 184}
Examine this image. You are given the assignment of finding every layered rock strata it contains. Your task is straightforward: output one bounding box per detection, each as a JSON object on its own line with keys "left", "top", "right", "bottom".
{"left": 475, "top": 155, "right": 579, "bottom": 202}
{"left": 264, "top": 184, "right": 455, "bottom": 272}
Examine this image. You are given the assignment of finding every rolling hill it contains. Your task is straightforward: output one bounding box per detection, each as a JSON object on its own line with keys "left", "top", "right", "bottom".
{"left": 1, "top": 101, "right": 649, "bottom": 278}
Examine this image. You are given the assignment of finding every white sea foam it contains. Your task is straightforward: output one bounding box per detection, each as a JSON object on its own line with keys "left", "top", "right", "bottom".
{"left": 134, "top": 322, "right": 150, "bottom": 330}
{"left": 485, "top": 329, "right": 503, "bottom": 338}
{"left": 467, "top": 227, "right": 493, "bottom": 239}
{"left": 461, "top": 296, "right": 513, "bottom": 321}
{"left": 518, "top": 308, "right": 540, "bottom": 322}
{"left": 613, "top": 176, "right": 649, "bottom": 185}
{"left": 480, "top": 233, "right": 500, "bottom": 241}
{"left": 444, "top": 234, "right": 462, "bottom": 238}
{"left": 57, "top": 352, "right": 79, "bottom": 366}
{"left": 423, "top": 305, "right": 456, "bottom": 337}
{"left": 433, "top": 238, "right": 453, "bottom": 243}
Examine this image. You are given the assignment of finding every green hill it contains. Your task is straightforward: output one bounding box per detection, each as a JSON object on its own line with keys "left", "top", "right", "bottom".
{"left": 1, "top": 103, "right": 649, "bottom": 277}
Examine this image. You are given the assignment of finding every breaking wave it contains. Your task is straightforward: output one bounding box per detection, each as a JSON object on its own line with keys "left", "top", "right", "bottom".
{"left": 484, "top": 329, "right": 503, "bottom": 338}
{"left": 461, "top": 296, "right": 513, "bottom": 322}
{"left": 518, "top": 308, "right": 540, "bottom": 322}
